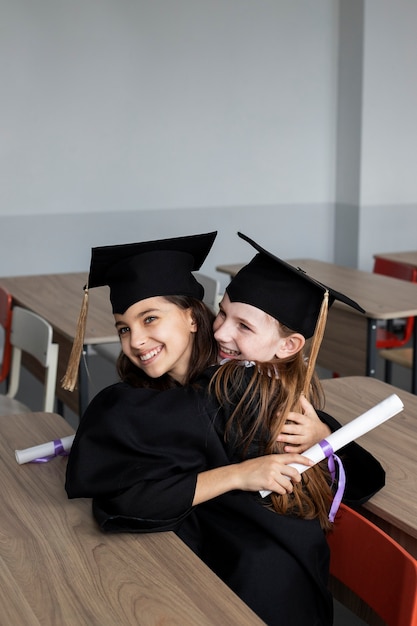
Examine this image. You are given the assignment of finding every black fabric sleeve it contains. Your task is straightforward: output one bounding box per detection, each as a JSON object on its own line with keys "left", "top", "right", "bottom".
{"left": 65, "top": 382, "right": 230, "bottom": 531}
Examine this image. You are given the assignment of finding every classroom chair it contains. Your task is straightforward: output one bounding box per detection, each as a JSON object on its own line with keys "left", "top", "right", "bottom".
{"left": 93, "top": 271, "right": 221, "bottom": 365}
{"left": 327, "top": 503, "right": 417, "bottom": 626}
{"left": 0, "top": 286, "right": 13, "bottom": 384}
{"left": 373, "top": 256, "right": 417, "bottom": 384}
{"left": 0, "top": 306, "right": 59, "bottom": 415}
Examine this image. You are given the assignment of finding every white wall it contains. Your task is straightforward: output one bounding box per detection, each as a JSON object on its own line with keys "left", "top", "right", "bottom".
{"left": 0, "top": 204, "right": 335, "bottom": 293}
{"left": 0, "top": 0, "right": 416, "bottom": 283}
{"left": 333, "top": 0, "right": 417, "bottom": 271}
{"left": 361, "top": 0, "right": 417, "bottom": 206}
{"left": 357, "top": 0, "right": 417, "bottom": 270}
{"left": 0, "top": 0, "right": 338, "bottom": 286}
{"left": 1, "top": 0, "right": 337, "bottom": 217}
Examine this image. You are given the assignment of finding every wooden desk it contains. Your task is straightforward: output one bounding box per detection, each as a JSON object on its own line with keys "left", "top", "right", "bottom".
{"left": 0, "top": 411, "right": 264, "bottom": 625}
{"left": 322, "top": 376, "right": 417, "bottom": 558}
{"left": 0, "top": 273, "right": 119, "bottom": 415}
{"left": 217, "top": 259, "right": 417, "bottom": 393}
{"left": 374, "top": 250, "right": 417, "bottom": 270}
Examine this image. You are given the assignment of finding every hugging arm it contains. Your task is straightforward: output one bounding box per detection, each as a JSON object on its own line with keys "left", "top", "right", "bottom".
{"left": 66, "top": 380, "right": 316, "bottom": 533}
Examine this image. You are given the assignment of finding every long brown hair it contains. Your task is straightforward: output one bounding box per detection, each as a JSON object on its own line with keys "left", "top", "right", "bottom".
{"left": 117, "top": 295, "right": 218, "bottom": 390}
{"left": 210, "top": 323, "right": 334, "bottom": 532}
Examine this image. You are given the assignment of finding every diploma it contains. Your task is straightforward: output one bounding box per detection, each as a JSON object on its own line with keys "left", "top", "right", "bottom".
{"left": 15, "top": 435, "right": 75, "bottom": 465}
{"left": 260, "top": 393, "right": 403, "bottom": 498}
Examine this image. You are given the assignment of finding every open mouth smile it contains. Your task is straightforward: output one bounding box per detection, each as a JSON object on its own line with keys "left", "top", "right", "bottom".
{"left": 139, "top": 346, "right": 163, "bottom": 361}
{"left": 218, "top": 345, "right": 240, "bottom": 357}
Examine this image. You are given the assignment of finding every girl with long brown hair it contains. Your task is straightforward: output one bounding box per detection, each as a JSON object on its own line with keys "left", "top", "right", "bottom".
{"left": 66, "top": 231, "right": 384, "bottom": 626}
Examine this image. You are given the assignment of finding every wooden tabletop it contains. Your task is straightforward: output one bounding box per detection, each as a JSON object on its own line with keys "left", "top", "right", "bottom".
{"left": 322, "top": 376, "right": 417, "bottom": 558}
{"left": 0, "top": 273, "right": 118, "bottom": 344}
{"left": 217, "top": 259, "right": 417, "bottom": 320}
{"left": 0, "top": 412, "right": 264, "bottom": 625}
{"left": 374, "top": 250, "right": 417, "bottom": 270}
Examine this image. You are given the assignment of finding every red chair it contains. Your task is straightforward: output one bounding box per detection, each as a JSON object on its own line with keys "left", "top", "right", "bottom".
{"left": 373, "top": 256, "right": 417, "bottom": 349}
{"left": 373, "top": 256, "right": 417, "bottom": 383}
{"left": 0, "top": 286, "right": 13, "bottom": 384}
{"left": 327, "top": 503, "right": 417, "bottom": 626}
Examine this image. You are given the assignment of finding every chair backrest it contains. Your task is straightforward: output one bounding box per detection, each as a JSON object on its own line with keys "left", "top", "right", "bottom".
{"left": 193, "top": 272, "right": 221, "bottom": 313}
{"left": 373, "top": 257, "right": 417, "bottom": 346}
{"left": 327, "top": 503, "right": 417, "bottom": 626}
{"left": 6, "top": 306, "right": 59, "bottom": 412}
{"left": 0, "top": 286, "right": 13, "bottom": 384}
{"left": 373, "top": 256, "right": 417, "bottom": 283}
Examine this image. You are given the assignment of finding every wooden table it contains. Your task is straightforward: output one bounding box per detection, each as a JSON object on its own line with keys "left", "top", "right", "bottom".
{"left": 322, "top": 376, "right": 417, "bottom": 558}
{"left": 0, "top": 273, "right": 119, "bottom": 416}
{"left": 0, "top": 411, "right": 264, "bottom": 625}
{"left": 217, "top": 259, "right": 417, "bottom": 393}
{"left": 374, "top": 250, "right": 417, "bottom": 270}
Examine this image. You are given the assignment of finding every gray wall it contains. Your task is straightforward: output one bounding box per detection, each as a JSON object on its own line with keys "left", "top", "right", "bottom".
{"left": 335, "top": 0, "right": 417, "bottom": 269}
{"left": 1, "top": 0, "right": 416, "bottom": 289}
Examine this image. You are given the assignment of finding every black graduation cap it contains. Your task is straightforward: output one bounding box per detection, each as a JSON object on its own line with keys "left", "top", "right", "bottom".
{"left": 62, "top": 231, "right": 217, "bottom": 391}
{"left": 227, "top": 232, "right": 365, "bottom": 339}
{"left": 88, "top": 231, "right": 217, "bottom": 314}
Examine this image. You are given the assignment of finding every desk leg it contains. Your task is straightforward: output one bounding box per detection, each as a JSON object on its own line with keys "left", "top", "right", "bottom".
{"left": 366, "top": 319, "right": 377, "bottom": 377}
{"left": 78, "top": 345, "right": 90, "bottom": 417}
{"left": 413, "top": 317, "right": 417, "bottom": 395}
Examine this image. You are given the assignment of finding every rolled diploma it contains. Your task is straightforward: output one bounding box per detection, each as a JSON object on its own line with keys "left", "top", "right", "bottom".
{"left": 260, "top": 393, "right": 403, "bottom": 498}
{"left": 15, "top": 435, "right": 75, "bottom": 465}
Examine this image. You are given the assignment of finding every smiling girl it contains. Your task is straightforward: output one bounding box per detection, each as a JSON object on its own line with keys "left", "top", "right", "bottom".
{"left": 65, "top": 231, "right": 384, "bottom": 626}
{"left": 66, "top": 231, "right": 314, "bottom": 507}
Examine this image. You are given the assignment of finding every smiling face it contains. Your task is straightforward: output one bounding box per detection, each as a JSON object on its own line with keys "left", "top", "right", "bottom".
{"left": 213, "top": 292, "right": 283, "bottom": 362}
{"left": 114, "top": 296, "right": 197, "bottom": 384}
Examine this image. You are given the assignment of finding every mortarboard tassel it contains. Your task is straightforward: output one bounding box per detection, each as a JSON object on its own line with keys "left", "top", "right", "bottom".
{"left": 61, "top": 286, "right": 89, "bottom": 392}
{"left": 302, "top": 290, "right": 329, "bottom": 399}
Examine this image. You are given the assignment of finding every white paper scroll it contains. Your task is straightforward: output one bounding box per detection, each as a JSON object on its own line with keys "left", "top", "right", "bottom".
{"left": 15, "top": 435, "right": 75, "bottom": 465}
{"left": 260, "top": 393, "right": 404, "bottom": 497}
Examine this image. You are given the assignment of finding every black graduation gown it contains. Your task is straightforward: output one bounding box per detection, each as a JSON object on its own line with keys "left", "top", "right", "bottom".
{"left": 66, "top": 382, "right": 228, "bottom": 535}
{"left": 66, "top": 381, "right": 332, "bottom": 624}
{"left": 191, "top": 368, "right": 384, "bottom": 626}
{"left": 65, "top": 372, "right": 384, "bottom": 626}
{"left": 197, "top": 492, "right": 332, "bottom": 626}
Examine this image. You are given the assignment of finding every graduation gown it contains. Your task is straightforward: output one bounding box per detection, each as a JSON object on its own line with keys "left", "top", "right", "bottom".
{"left": 198, "top": 492, "right": 332, "bottom": 626}
{"left": 65, "top": 369, "right": 385, "bottom": 626}
{"left": 66, "top": 382, "right": 228, "bottom": 534}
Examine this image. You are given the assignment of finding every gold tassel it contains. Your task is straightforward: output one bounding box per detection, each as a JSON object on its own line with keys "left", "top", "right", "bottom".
{"left": 61, "top": 287, "right": 89, "bottom": 392}
{"left": 302, "top": 290, "right": 329, "bottom": 398}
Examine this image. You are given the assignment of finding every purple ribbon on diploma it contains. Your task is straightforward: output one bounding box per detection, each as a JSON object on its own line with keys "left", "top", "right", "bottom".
{"left": 319, "top": 439, "right": 346, "bottom": 522}
{"left": 31, "top": 439, "right": 70, "bottom": 463}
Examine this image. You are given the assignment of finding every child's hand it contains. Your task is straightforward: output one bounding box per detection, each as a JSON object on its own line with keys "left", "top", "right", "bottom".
{"left": 276, "top": 395, "right": 331, "bottom": 452}
{"left": 234, "top": 453, "right": 313, "bottom": 495}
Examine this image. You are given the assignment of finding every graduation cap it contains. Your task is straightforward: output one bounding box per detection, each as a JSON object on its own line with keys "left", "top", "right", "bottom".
{"left": 227, "top": 232, "right": 365, "bottom": 395}
{"left": 62, "top": 231, "right": 217, "bottom": 391}
{"left": 89, "top": 231, "right": 217, "bottom": 314}
{"left": 227, "top": 232, "right": 364, "bottom": 338}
